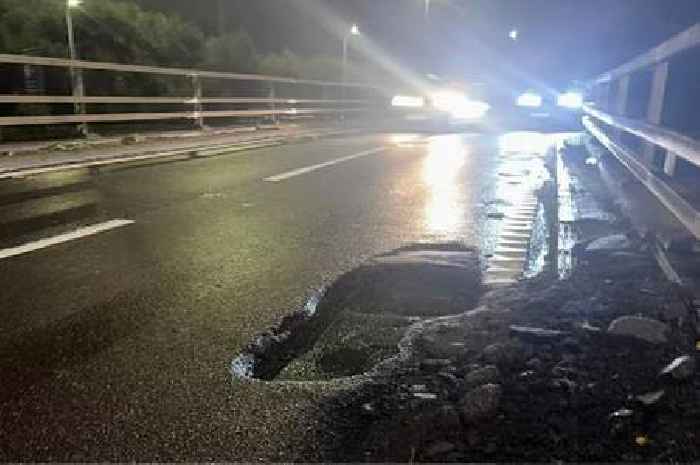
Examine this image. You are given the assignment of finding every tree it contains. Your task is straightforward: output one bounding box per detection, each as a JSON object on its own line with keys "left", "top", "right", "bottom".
{"left": 0, "top": 0, "right": 204, "bottom": 66}
{"left": 0, "top": 0, "right": 67, "bottom": 56}
{"left": 257, "top": 50, "right": 303, "bottom": 78}
{"left": 74, "top": 0, "right": 204, "bottom": 67}
{"left": 202, "top": 30, "right": 257, "bottom": 73}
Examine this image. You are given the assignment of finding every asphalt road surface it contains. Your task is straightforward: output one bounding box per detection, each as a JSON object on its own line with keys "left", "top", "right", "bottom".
{"left": 0, "top": 131, "right": 554, "bottom": 461}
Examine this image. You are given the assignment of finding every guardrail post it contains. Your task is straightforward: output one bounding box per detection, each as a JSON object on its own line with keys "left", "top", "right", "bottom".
{"left": 593, "top": 82, "right": 611, "bottom": 112}
{"left": 642, "top": 61, "right": 670, "bottom": 171}
{"left": 69, "top": 69, "right": 88, "bottom": 137}
{"left": 614, "top": 75, "right": 630, "bottom": 118}
{"left": 65, "top": 4, "right": 88, "bottom": 137}
{"left": 612, "top": 75, "right": 630, "bottom": 143}
{"left": 191, "top": 74, "right": 204, "bottom": 129}
{"left": 269, "top": 83, "right": 278, "bottom": 125}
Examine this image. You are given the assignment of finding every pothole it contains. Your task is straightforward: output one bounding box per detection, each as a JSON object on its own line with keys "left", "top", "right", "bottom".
{"left": 231, "top": 243, "right": 483, "bottom": 382}
{"left": 317, "top": 347, "right": 370, "bottom": 378}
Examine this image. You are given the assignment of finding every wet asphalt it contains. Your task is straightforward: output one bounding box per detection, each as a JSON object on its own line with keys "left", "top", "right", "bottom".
{"left": 0, "top": 131, "right": 550, "bottom": 461}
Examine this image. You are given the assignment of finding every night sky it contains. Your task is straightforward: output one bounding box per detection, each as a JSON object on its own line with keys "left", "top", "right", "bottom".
{"left": 136, "top": 0, "right": 700, "bottom": 88}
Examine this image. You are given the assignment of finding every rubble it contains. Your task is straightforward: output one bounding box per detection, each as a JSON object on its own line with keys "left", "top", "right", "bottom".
{"left": 585, "top": 234, "right": 633, "bottom": 252}
{"left": 459, "top": 384, "right": 501, "bottom": 423}
{"left": 636, "top": 390, "right": 665, "bottom": 406}
{"left": 659, "top": 355, "right": 695, "bottom": 380}
{"left": 509, "top": 325, "right": 566, "bottom": 341}
{"left": 121, "top": 134, "right": 147, "bottom": 145}
{"left": 481, "top": 341, "right": 526, "bottom": 366}
{"left": 610, "top": 408, "right": 634, "bottom": 418}
{"left": 464, "top": 365, "right": 500, "bottom": 388}
{"left": 607, "top": 316, "right": 669, "bottom": 344}
{"left": 424, "top": 441, "right": 456, "bottom": 458}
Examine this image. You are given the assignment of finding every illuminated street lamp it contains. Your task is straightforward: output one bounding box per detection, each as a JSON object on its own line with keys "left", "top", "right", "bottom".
{"left": 509, "top": 29, "right": 519, "bottom": 41}
{"left": 342, "top": 24, "right": 361, "bottom": 76}
{"left": 66, "top": 0, "right": 87, "bottom": 134}
{"left": 341, "top": 24, "right": 361, "bottom": 105}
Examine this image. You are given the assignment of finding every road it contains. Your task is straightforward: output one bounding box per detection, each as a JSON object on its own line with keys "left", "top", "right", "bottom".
{"left": 0, "top": 131, "right": 552, "bottom": 461}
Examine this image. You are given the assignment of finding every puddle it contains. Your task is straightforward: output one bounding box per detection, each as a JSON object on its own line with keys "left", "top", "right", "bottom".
{"left": 524, "top": 200, "right": 550, "bottom": 278}
{"left": 230, "top": 244, "right": 484, "bottom": 383}
{"left": 230, "top": 353, "right": 256, "bottom": 379}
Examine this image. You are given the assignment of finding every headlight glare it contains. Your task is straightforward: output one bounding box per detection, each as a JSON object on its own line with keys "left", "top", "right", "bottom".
{"left": 517, "top": 92, "right": 543, "bottom": 108}
{"left": 391, "top": 95, "right": 425, "bottom": 108}
{"left": 557, "top": 92, "right": 583, "bottom": 109}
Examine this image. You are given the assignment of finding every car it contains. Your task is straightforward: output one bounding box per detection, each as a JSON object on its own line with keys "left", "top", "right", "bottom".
{"left": 497, "top": 88, "right": 584, "bottom": 131}
{"left": 384, "top": 80, "right": 583, "bottom": 132}
{"left": 385, "top": 84, "right": 491, "bottom": 132}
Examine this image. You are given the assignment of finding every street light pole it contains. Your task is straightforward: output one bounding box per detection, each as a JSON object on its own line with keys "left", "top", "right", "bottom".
{"left": 66, "top": 0, "right": 87, "bottom": 136}
{"left": 341, "top": 24, "right": 360, "bottom": 110}
{"left": 425, "top": 0, "right": 431, "bottom": 21}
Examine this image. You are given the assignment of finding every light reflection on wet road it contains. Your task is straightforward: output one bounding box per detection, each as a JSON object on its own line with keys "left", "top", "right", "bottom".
{"left": 0, "top": 131, "right": 568, "bottom": 461}
{"left": 423, "top": 134, "right": 469, "bottom": 237}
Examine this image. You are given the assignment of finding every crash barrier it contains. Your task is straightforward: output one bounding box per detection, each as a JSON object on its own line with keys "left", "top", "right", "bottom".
{"left": 0, "top": 53, "right": 381, "bottom": 130}
{"left": 584, "top": 23, "right": 700, "bottom": 239}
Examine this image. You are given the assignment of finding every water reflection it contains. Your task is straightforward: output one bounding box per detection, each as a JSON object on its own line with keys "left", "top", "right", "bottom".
{"left": 423, "top": 135, "right": 467, "bottom": 236}
{"left": 390, "top": 134, "right": 422, "bottom": 147}
{"left": 495, "top": 132, "right": 558, "bottom": 206}
{"left": 499, "top": 131, "right": 551, "bottom": 155}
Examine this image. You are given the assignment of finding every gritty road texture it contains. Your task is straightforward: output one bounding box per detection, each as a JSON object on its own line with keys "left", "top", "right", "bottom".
{"left": 0, "top": 131, "right": 541, "bottom": 461}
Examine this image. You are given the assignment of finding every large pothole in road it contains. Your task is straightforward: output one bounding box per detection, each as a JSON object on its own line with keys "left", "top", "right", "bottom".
{"left": 231, "top": 243, "right": 483, "bottom": 382}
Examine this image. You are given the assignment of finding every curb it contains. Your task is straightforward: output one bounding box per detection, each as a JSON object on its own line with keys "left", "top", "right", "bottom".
{"left": 0, "top": 128, "right": 359, "bottom": 179}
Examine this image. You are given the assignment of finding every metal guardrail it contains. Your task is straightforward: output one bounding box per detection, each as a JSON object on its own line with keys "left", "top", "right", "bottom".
{"left": 0, "top": 54, "right": 372, "bottom": 87}
{"left": 0, "top": 54, "right": 380, "bottom": 129}
{"left": 0, "top": 96, "right": 370, "bottom": 104}
{"left": 584, "top": 22, "right": 700, "bottom": 240}
{"left": 584, "top": 104, "right": 700, "bottom": 168}
{"left": 0, "top": 108, "right": 367, "bottom": 127}
{"left": 595, "top": 24, "right": 700, "bottom": 84}
{"left": 584, "top": 116, "right": 700, "bottom": 239}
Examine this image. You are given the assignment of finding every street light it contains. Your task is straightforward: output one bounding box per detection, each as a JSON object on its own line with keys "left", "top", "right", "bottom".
{"left": 66, "top": 0, "right": 87, "bottom": 135}
{"left": 509, "top": 29, "right": 519, "bottom": 41}
{"left": 341, "top": 24, "right": 360, "bottom": 106}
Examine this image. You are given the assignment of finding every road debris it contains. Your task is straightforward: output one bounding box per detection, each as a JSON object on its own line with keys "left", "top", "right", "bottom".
{"left": 659, "top": 355, "right": 695, "bottom": 380}
{"left": 607, "top": 316, "right": 669, "bottom": 344}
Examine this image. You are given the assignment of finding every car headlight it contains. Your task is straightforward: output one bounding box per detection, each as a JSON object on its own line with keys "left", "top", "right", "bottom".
{"left": 516, "top": 92, "right": 542, "bottom": 108}
{"left": 429, "top": 91, "right": 489, "bottom": 119}
{"left": 391, "top": 95, "right": 425, "bottom": 108}
{"left": 430, "top": 90, "right": 465, "bottom": 112}
{"left": 451, "top": 100, "right": 490, "bottom": 120}
{"left": 557, "top": 92, "right": 583, "bottom": 109}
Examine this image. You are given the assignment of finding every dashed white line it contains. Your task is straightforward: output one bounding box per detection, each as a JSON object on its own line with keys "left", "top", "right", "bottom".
{"left": 0, "top": 219, "right": 134, "bottom": 260}
{"left": 263, "top": 147, "right": 386, "bottom": 182}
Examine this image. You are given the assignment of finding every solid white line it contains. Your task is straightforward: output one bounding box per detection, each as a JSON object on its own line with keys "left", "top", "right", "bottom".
{"left": 0, "top": 219, "right": 134, "bottom": 260}
{"left": 263, "top": 147, "right": 386, "bottom": 182}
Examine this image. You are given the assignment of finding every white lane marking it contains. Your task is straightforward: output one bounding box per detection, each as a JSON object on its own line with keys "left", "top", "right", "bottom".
{"left": 264, "top": 147, "right": 386, "bottom": 182}
{"left": 0, "top": 219, "right": 134, "bottom": 260}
